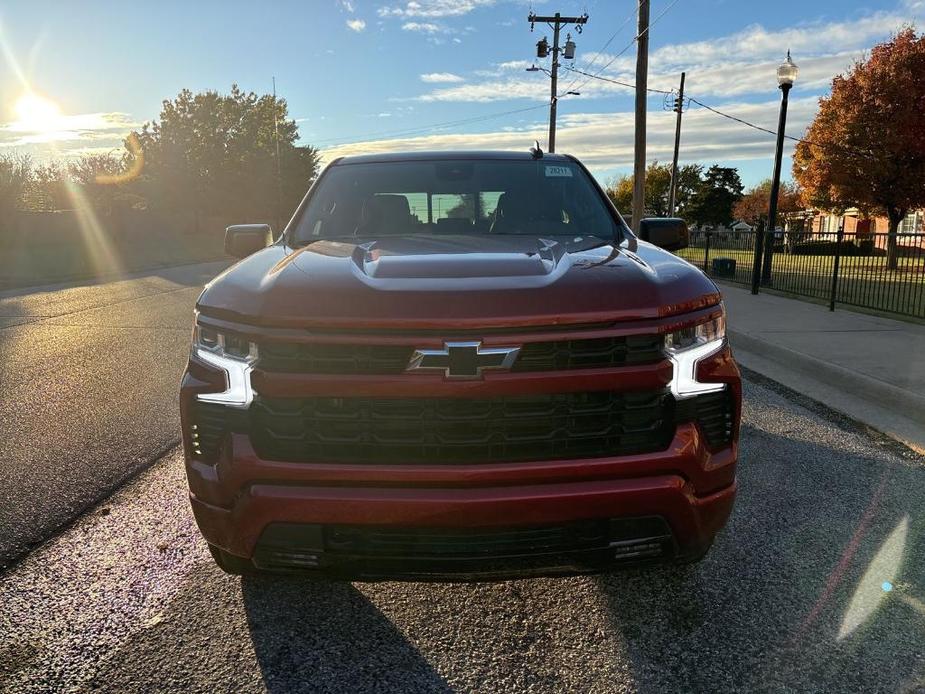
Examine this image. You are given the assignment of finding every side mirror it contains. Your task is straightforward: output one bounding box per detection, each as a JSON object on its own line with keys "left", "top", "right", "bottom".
{"left": 224, "top": 224, "right": 272, "bottom": 258}
{"left": 637, "top": 218, "right": 689, "bottom": 251}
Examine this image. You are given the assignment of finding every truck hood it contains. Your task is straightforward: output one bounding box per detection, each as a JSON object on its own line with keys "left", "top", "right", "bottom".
{"left": 197, "top": 234, "right": 720, "bottom": 329}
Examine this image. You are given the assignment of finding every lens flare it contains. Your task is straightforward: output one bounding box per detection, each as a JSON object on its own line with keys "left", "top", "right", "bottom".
{"left": 837, "top": 515, "right": 909, "bottom": 640}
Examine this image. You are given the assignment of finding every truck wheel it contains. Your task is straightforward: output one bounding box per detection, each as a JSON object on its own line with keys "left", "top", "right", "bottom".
{"left": 207, "top": 543, "right": 254, "bottom": 575}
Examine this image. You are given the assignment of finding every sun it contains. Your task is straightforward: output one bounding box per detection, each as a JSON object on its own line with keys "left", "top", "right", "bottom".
{"left": 14, "top": 93, "right": 62, "bottom": 132}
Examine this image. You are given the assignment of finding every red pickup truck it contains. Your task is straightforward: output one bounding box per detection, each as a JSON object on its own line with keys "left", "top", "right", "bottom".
{"left": 180, "top": 150, "right": 740, "bottom": 579}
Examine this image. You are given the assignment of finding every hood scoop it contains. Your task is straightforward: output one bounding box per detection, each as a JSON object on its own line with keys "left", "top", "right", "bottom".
{"left": 351, "top": 236, "right": 569, "bottom": 280}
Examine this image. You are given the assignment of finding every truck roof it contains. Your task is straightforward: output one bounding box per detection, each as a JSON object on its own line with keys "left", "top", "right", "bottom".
{"left": 333, "top": 150, "right": 574, "bottom": 165}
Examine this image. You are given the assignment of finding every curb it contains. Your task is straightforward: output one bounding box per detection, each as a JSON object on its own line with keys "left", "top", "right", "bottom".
{"left": 728, "top": 329, "right": 925, "bottom": 420}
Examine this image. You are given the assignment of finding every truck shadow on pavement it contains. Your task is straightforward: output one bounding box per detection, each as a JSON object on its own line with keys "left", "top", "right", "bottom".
{"left": 240, "top": 576, "right": 454, "bottom": 693}
{"left": 597, "top": 422, "right": 925, "bottom": 693}
{"left": 86, "top": 570, "right": 452, "bottom": 693}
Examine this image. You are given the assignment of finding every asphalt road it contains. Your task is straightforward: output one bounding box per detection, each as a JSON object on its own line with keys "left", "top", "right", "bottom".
{"left": 1, "top": 377, "right": 922, "bottom": 693}
{"left": 0, "top": 262, "right": 228, "bottom": 567}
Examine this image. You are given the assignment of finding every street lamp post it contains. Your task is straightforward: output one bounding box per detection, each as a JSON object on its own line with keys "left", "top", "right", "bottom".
{"left": 759, "top": 51, "right": 799, "bottom": 286}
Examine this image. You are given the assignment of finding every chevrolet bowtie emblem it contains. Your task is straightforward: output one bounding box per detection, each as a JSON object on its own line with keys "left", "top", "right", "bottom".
{"left": 407, "top": 341, "right": 521, "bottom": 379}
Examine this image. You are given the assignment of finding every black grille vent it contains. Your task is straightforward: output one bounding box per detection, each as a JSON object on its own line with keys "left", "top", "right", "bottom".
{"left": 256, "top": 334, "right": 665, "bottom": 375}
{"left": 323, "top": 521, "right": 610, "bottom": 557}
{"left": 674, "top": 389, "right": 735, "bottom": 448}
{"left": 512, "top": 334, "right": 664, "bottom": 371}
{"left": 190, "top": 402, "right": 228, "bottom": 460}
{"left": 258, "top": 342, "right": 414, "bottom": 374}
{"left": 250, "top": 390, "right": 673, "bottom": 465}
{"left": 190, "top": 403, "right": 248, "bottom": 460}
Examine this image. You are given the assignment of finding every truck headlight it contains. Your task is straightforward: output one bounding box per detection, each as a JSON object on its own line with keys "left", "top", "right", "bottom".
{"left": 665, "top": 310, "right": 726, "bottom": 399}
{"left": 193, "top": 324, "right": 258, "bottom": 408}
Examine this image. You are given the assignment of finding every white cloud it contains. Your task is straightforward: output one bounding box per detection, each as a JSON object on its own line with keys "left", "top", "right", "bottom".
{"left": 411, "top": 10, "right": 917, "bottom": 103}
{"left": 402, "top": 21, "right": 445, "bottom": 33}
{"left": 339, "top": 0, "right": 355, "bottom": 11}
{"left": 320, "top": 96, "right": 820, "bottom": 179}
{"left": 346, "top": 18, "right": 367, "bottom": 32}
{"left": 420, "top": 72, "right": 465, "bottom": 83}
{"left": 0, "top": 112, "right": 140, "bottom": 148}
{"left": 379, "top": 1, "right": 495, "bottom": 19}
{"left": 416, "top": 77, "right": 545, "bottom": 102}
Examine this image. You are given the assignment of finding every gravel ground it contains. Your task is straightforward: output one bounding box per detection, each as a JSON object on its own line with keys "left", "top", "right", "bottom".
{"left": 1, "top": 378, "right": 923, "bottom": 693}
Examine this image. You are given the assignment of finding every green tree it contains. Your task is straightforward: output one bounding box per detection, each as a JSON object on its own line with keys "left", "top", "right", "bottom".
{"left": 30, "top": 162, "right": 68, "bottom": 212}
{"left": 605, "top": 174, "right": 634, "bottom": 213}
{"left": 672, "top": 164, "right": 705, "bottom": 220}
{"left": 688, "top": 165, "right": 744, "bottom": 228}
{"left": 0, "top": 154, "right": 32, "bottom": 222}
{"left": 793, "top": 28, "right": 925, "bottom": 269}
{"left": 605, "top": 162, "right": 704, "bottom": 220}
{"left": 68, "top": 153, "right": 128, "bottom": 216}
{"left": 132, "top": 85, "right": 319, "bottom": 229}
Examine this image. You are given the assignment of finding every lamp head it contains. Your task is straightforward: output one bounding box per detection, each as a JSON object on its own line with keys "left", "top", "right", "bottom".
{"left": 777, "top": 50, "right": 799, "bottom": 87}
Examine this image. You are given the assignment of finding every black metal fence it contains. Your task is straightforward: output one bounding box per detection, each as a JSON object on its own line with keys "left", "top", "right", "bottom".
{"left": 677, "top": 229, "right": 925, "bottom": 320}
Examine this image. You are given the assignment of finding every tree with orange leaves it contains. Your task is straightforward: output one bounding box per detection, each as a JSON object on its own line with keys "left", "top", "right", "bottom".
{"left": 793, "top": 28, "right": 925, "bottom": 269}
{"left": 733, "top": 179, "right": 802, "bottom": 226}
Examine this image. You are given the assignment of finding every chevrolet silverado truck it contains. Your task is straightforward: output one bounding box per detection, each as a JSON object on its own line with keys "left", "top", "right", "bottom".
{"left": 180, "top": 150, "right": 741, "bottom": 579}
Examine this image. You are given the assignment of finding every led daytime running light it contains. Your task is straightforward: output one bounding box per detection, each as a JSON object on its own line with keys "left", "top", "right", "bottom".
{"left": 666, "top": 311, "right": 727, "bottom": 399}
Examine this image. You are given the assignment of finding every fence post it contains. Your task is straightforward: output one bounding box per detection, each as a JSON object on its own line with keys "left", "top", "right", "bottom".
{"left": 829, "top": 223, "right": 844, "bottom": 312}
{"left": 703, "top": 231, "right": 712, "bottom": 274}
{"left": 750, "top": 220, "right": 765, "bottom": 295}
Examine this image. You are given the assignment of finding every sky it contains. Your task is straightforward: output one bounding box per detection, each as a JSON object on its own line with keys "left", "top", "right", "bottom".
{"left": 1, "top": 0, "right": 922, "bottom": 187}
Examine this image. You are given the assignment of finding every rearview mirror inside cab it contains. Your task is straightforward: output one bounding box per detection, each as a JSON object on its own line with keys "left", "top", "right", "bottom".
{"left": 637, "top": 218, "right": 689, "bottom": 251}
{"left": 224, "top": 224, "right": 272, "bottom": 258}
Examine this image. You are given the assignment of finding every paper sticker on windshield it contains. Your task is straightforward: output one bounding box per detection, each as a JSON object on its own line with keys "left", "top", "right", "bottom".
{"left": 545, "top": 165, "right": 573, "bottom": 177}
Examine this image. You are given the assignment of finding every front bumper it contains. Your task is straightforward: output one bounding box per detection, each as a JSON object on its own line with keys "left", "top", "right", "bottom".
{"left": 181, "top": 333, "right": 741, "bottom": 579}
{"left": 186, "top": 424, "right": 736, "bottom": 578}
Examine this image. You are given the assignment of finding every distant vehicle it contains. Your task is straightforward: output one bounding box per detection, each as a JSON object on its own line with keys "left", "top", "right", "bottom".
{"left": 180, "top": 149, "right": 741, "bottom": 579}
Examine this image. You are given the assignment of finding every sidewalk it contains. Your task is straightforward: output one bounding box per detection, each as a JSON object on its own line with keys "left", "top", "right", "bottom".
{"left": 719, "top": 283, "right": 925, "bottom": 453}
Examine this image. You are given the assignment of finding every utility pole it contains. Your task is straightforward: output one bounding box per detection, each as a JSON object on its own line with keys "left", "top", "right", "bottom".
{"left": 667, "top": 71, "right": 685, "bottom": 217}
{"left": 631, "top": 0, "right": 650, "bottom": 232}
{"left": 272, "top": 76, "right": 283, "bottom": 235}
{"left": 528, "top": 11, "right": 588, "bottom": 153}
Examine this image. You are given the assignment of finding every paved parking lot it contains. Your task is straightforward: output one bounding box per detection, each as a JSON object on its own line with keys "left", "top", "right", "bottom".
{"left": 2, "top": 378, "right": 922, "bottom": 693}
{"left": 0, "top": 262, "right": 227, "bottom": 566}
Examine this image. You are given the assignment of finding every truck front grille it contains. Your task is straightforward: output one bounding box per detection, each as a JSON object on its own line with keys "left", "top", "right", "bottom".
{"left": 249, "top": 390, "right": 673, "bottom": 464}
{"left": 511, "top": 334, "right": 664, "bottom": 371}
{"left": 256, "top": 334, "right": 664, "bottom": 375}
{"left": 258, "top": 342, "right": 414, "bottom": 374}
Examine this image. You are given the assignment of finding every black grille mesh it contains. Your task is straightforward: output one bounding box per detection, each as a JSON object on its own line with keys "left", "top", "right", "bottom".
{"left": 249, "top": 390, "right": 673, "bottom": 464}
{"left": 674, "top": 389, "right": 735, "bottom": 448}
{"left": 256, "top": 334, "right": 664, "bottom": 375}
{"left": 191, "top": 388, "right": 735, "bottom": 464}
{"left": 258, "top": 342, "right": 414, "bottom": 374}
{"left": 512, "top": 334, "right": 664, "bottom": 371}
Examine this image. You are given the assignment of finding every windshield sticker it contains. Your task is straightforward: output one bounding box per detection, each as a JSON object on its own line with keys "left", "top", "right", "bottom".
{"left": 544, "top": 165, "right": 573, "bottom": 178}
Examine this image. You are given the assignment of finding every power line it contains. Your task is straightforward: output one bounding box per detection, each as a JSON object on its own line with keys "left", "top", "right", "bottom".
{"left": 559, "top": 3, "right": 638, "bottom": 94}
{"left": 561, "top": 65, "right": 672, "bottom": 93}
{"left": 560, "top": 63, "right": 877, "bottom": 160}
{"left": 686, "top": 96, "right": 779, "bottom": 138}
{"left": 313, "top": 104, "right": 548, "bottom": 148}
{"left": 685, "top": 96, "right": 877, "bottom": 159}
{"left": 568, "top": 0, "right": 682, "bottom": 96}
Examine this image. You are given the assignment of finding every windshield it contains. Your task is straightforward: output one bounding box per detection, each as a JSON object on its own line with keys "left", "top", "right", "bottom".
{"left": 290, "top": 158, "right": 620, "bottom": 244}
